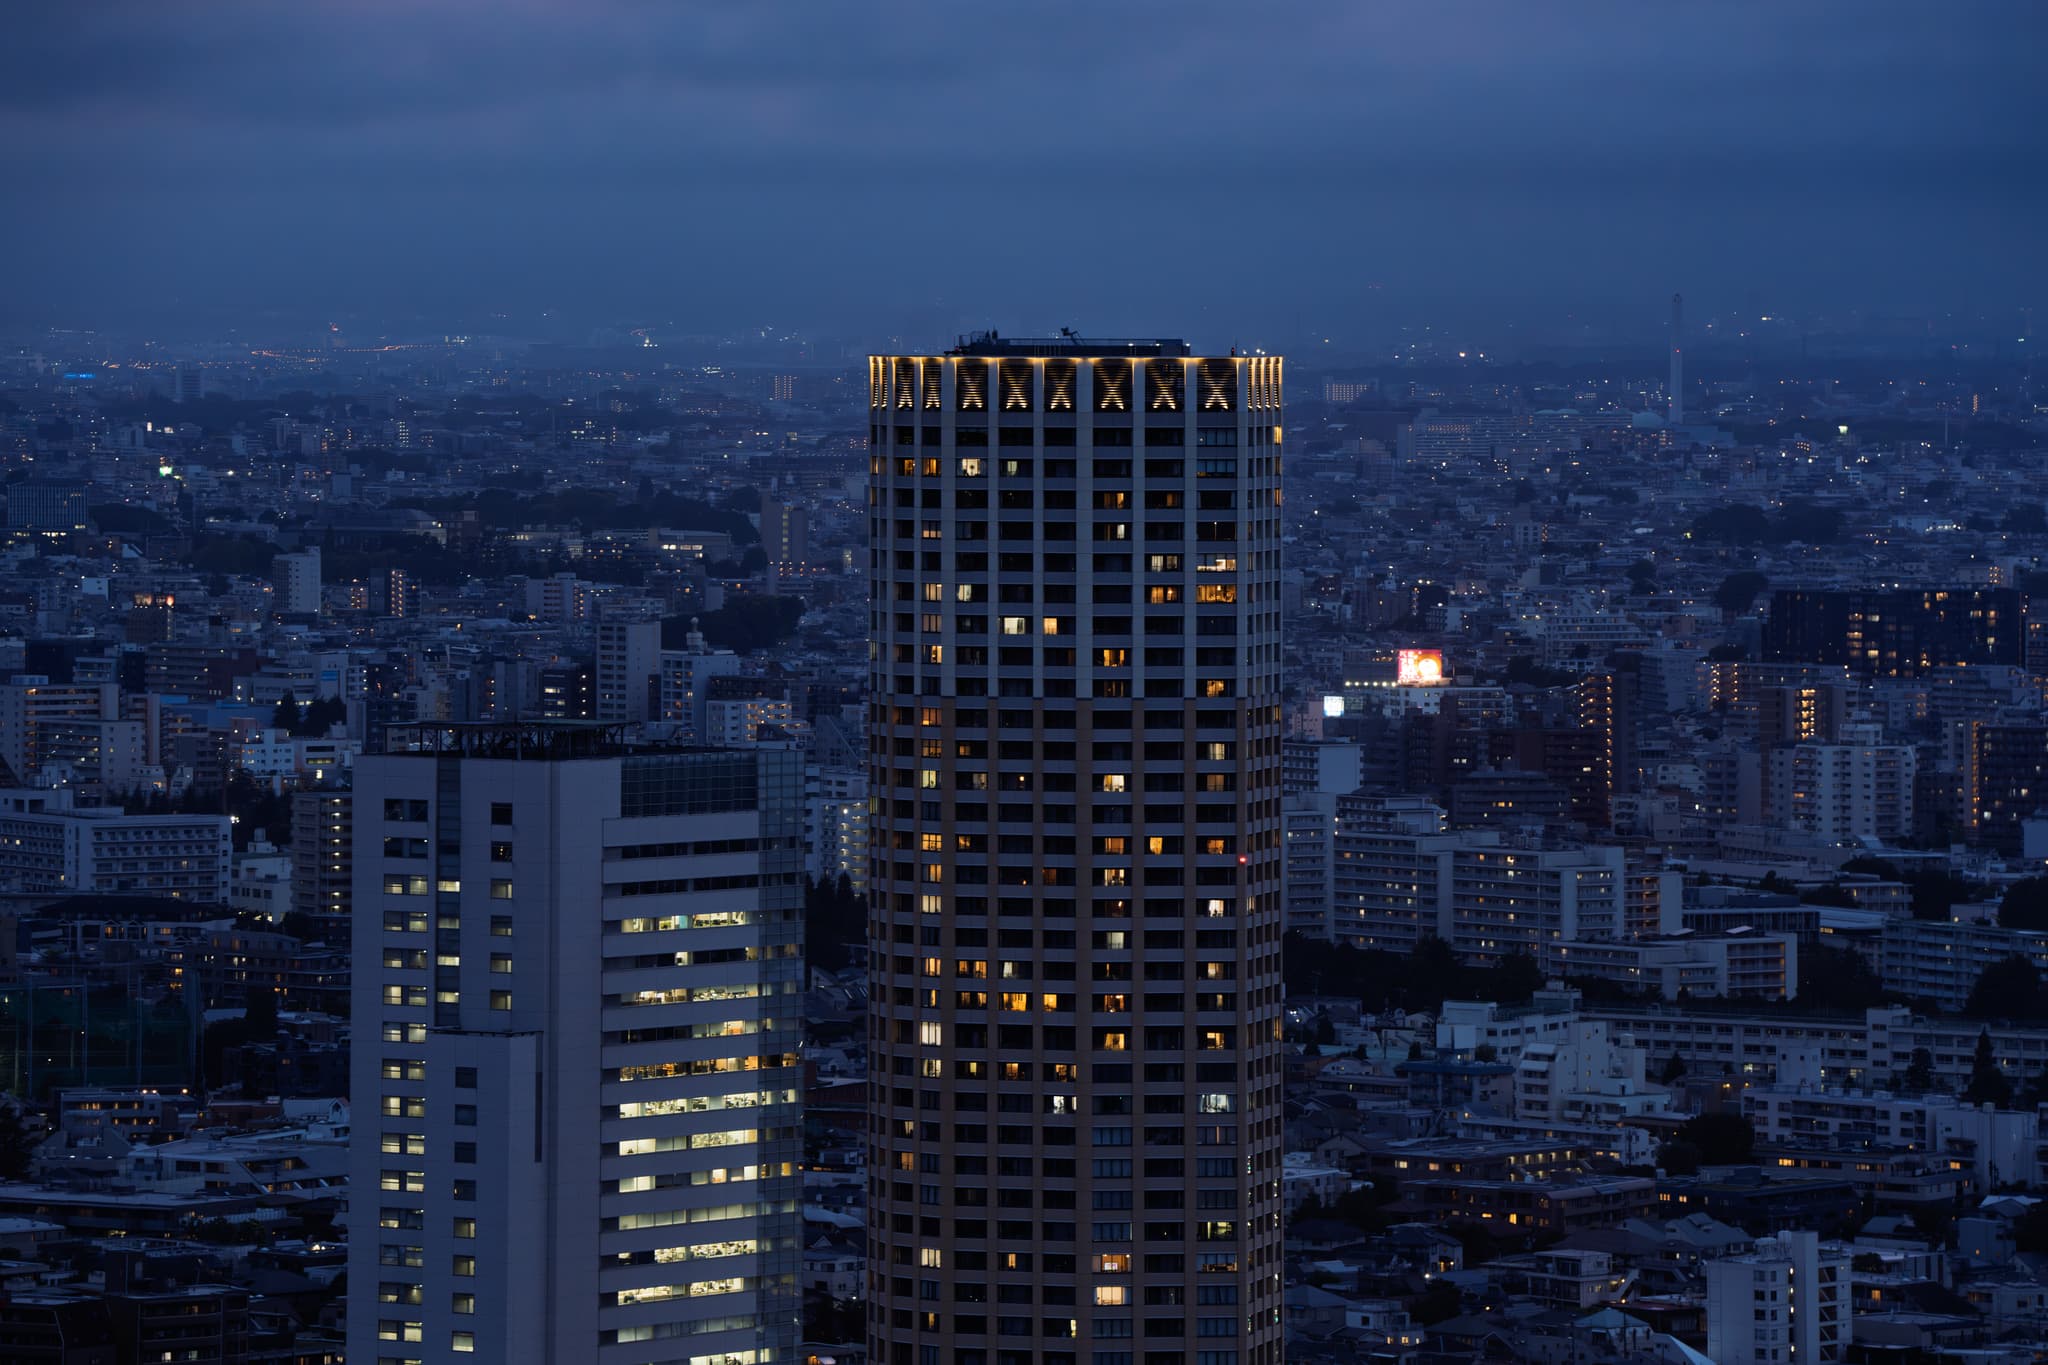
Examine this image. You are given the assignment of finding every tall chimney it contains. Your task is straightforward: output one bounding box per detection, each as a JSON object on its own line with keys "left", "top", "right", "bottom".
{"left": 1669, "top": 292, "right": 1684, "bottom": 426}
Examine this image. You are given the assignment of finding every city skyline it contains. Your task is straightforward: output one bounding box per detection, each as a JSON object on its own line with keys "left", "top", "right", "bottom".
{"left": 5, "top": 6, "right": 2048, "bottom": 1363}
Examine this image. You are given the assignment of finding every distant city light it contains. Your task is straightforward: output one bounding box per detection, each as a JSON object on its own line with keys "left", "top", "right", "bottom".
{"left": 1322, "top": 695, "right": 1346, "bottom": 718}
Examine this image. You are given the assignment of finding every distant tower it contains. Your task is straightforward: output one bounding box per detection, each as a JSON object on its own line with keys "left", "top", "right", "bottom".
{"left": 1669, "top": 293, "right": 1685, "bottom": 426}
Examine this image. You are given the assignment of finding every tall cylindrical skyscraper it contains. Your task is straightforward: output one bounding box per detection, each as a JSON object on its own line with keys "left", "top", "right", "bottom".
{"left": 866, "top": 336, "right": 1287, "bottom": 1365}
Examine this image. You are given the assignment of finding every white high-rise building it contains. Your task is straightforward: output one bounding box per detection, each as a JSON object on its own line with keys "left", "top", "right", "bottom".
{"left": 596, "top": 615, "right": 663, "bottom": 724}
{"left": 272, "top": 547, "right": 323, "bottom": 616}
{"left": 1785, "top": 727, "right": 1917, "bottom": 843}
{"left": 659, "top": 639, "right": 742, "bottom": 743}
{"left": 1705, "top": 1230, "right": 1849, "bottom": 1365}
{"left": 348, "top": 726, "right": 803, "bottom": 1365}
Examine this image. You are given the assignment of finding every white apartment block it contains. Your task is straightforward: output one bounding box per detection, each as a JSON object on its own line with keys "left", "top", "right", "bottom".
{"left": 1785, "top": 733, "right": 1916, "bottom": 842}
{"left": 0, "top": 787, "right": 231, "bottom": 901}
{"left": 1580, "top": 1003, "right": 2048, "bottom": 1095}
{"left": 0, "top": 676, "right": 120, "bottom": 781}
{"left": 347, "top": 728, "right": 802, "bottom": 1365}
{"left": 1448, "top": 844, "right": 1626, "bottom": 966}
{"left": 1550, "top": 930, "right": 1798, "bottom": 1002}
{"left": 1331, "top": 795, "right": 1457, "bottom": 951}
{"left": 1882, "top": 915, "right": 2048, "bottom": 1013}
{"left": 1744, "top": 1079, "right": 2041, "bottom": 1189}
{"left": 1705, "top": 1230, "right": 1849, "bottom": 1365}
{"left": 659, "top": 649, "right": 743, "bottom": 744}
{"left": 803, "top": 764, "right": 868, "bottom": 895}
{"left": 1511, "top": 1019, "right": 1670, "bottom": 1126}
{"left": 1282, "top": 796, "right": 1340, "bottom": 939}
{"left": 272, "top": 547, "right": 323, "bottom": 616}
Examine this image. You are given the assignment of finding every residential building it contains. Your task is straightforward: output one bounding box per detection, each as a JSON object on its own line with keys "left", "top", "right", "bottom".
{"left": 1764, "top": 587, "right": 2022, "bottom": 677}
{"left": 658, "top": 645, "right": 743, "bottom": 743}
{"left": 1550, "top": 930, "right": 1798, "bottom": 1002}
{"left": 0, "top": 676, "right": 120, "bottom": 782}
{"left": 595, "top": 615, "right": 662, "bottom": 724}
{"left": 290, "top": 789, "right": 352, "bottom": 939}
{"left": 1881, "top": 915, "right": 2048, "bottom": 1012}
{"left": 0, "top": 787, "right": 231, "bottom": 901}
{"left": 271, "top": 548, "right": 322, "bottom": 617}
{"left": 1330, "top": 794, "right": 1459, "bottom": 951}
{"left": 1784, "top": 728, "right": 1917, "bottom": 843}
{"left": 1511, "top": 1019, "right": 1670, "bottom": 1125}
{"left": 1704, "top": 1230, "right": 1849, "bottom": 1365}
{"left": 864, "top": 340, "right": 1287, "bottom": 1365}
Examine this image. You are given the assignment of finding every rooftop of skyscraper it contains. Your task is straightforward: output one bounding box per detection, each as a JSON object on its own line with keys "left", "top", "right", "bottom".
{"left": 946, "top": 329, "right": 1191, "bottom": 357}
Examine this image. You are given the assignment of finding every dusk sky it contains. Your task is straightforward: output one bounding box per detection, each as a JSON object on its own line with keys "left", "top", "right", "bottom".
{"left": 5, "top": 2, "right": 2043, "bottom": 344}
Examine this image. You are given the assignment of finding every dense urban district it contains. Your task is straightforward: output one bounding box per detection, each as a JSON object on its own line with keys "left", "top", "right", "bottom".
{"left": 0, "top": 314, "right": 2045, "bottom": 1365}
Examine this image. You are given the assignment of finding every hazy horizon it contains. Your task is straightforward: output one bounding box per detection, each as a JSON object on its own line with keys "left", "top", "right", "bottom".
{"left": 4, "top": 2, "right": 2043, "bottom": 344}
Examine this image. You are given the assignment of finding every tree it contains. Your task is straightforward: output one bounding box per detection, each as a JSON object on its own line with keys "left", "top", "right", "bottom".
{"left": 1660, "top": 1053, "right": 1687, "bottom": 1084}
{"left": 1714, "top": 570, "right": 1770, "bottom": 615}
{"left": 1964, "top": 955, "right": 2042, "bottom": 1020}
{"left": 1626, "top": 559, "right": 1657, "bottom": 593}
{"left": 1657, "top": 1139, "right": 1703, "bottom": 1176}
{"left": 1411, "top": 1281, "right": 1463, "bottom": 1325}
{"left": 1964, "top": 1028, "right": 2013, "bottom": 1108}
{"left": 243, "top": 984, "right": 279, "bottom": 1043}
{"left": 270, "top": 691, "right": 303, "bottom": 733}
{"left": 2017, "top": 1201, "right": 2048, "bottom": 1254}
{"left": 295, "top": 695, "right": 347, "bottom": 737}
{"left": 1898, "top": 1047, "right": 1938, "bottom": 1094}
{"left": 667, "top": 596, "right": 805, "bottom": 654}
{"left": 2001, "top": 877, "right": 2048, "bottom": 931}
{"left": 1796, "top": 943, "right": 1890, "bottom": 1014}
{"left": 1676, "top": 1112, "right": 1755, "bottom": 1166}
{"left": 1494, "top": 952, "right": 1545, "bottom": 1005}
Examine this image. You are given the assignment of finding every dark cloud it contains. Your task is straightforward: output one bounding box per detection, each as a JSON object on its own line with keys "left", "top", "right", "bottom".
{"left": 2, "top": 1, "right": 2041, "bottom": 342}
